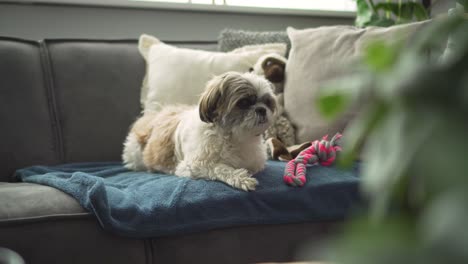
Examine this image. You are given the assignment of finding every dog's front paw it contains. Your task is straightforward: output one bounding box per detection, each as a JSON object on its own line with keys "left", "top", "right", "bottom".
{"left": 238, "top": 176, "right": 259, "bottom": 191}
{"left": 174, "top": 163, "right": 192, "bottom": 177}
{"left": 228, "top": 169, "right": 258, "bottom": 191}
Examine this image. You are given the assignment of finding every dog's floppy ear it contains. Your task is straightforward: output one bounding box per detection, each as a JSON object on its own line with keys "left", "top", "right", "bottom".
{"left": 199, "top": 74, "right": 225, "bottom": 123}
{"left": 199, "top": 72, "right": 246, "bottom": 123}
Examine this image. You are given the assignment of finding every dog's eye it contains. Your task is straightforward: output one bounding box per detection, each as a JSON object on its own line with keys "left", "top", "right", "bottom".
{"left": 265, "top": 60, "right": 272, "bottom": 67}
{"left": 237, "top": 98, "right": 254, "bottom": 109}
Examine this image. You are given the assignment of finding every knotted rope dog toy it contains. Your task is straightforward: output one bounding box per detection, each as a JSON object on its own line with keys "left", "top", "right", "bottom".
{"left": 283, "top": 133, "right": 342, "bottom": 187}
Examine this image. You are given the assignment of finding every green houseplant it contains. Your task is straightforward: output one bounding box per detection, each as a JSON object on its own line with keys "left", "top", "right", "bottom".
{"left": 317, "top": 6, "right": 468, "bottom": 263}
{"left": 355, "top": 0, "right": 430, "bottom": 27}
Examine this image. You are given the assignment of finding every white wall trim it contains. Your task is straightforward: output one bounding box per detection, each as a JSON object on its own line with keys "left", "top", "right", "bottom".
{"left": 2, "top": 0, "right": 356, "bottom": 18}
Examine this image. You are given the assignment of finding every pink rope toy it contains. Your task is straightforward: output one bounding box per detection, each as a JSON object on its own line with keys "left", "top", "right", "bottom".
{"left": 283, "top": 133, "right": 342, "bottom": 187}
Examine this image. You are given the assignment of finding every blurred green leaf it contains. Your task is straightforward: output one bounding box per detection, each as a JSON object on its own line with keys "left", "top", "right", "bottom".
{"left": 316, "top": 71, "right": 373, "bottom": 120}
{"left": 411, "top": 113, "right": 468, "bottom": 196}
{"left": 457, "top": 0, "right": 468, "bottom": 9}
{"left": 332, "top": 217, "right": 420, "bottom": 264}
{"left": 399, "top": 2, "right": 416, "bottom": 20}
{"left": 338, "top": 101, "right": 388, "bottom": 168}
{"left": 364, "top": 40, "right": 398, "bottom": 71}
{"left": 355, "top": 0, "right": 376, "bottom": 27}
{"left": 370, "top": 17, "right": 396, "bottom": 27}
{"left": 412, "top": 3, "right": 429, "bottom": 21}
{"left": 317, "top": 93, "right": 349, "bottom": 120}
{"left": 411, "top": 15, "right": 466, "bottom": 53}
{"left": 362, "top": 105, "right": 439, "bottom": 219}
{"left": 376, "top": 52, "right": 426, "bottom": 100}
{"left": 375, "top": 2, "right": 400, "bottom": 15}
{"left": 420, "top": 190, "right": 468, "bottom": 259}
{"left": 355, "top": 0, "right": 429, "bottom": 27}
{"left": 443, "top": 20, "right": 468, "bottom": 63}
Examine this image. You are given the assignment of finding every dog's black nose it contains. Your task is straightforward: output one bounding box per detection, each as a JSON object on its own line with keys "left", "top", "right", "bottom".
{"left": 255, "top": 107, "right": 267, "bottom": 116}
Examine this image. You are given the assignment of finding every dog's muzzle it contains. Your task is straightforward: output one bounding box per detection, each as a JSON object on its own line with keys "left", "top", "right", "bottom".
{"left": 255, "top": 107, "right": 268, "bottom": 124}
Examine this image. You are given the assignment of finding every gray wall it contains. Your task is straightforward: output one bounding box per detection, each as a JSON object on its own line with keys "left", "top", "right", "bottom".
{"left": 0, "top": 3, "right": 354, "bottom": 41}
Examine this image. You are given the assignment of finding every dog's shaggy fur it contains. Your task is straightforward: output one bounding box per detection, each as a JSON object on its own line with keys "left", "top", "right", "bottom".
{"left": 122, "top": 72, "right": 276, "bottom": 191}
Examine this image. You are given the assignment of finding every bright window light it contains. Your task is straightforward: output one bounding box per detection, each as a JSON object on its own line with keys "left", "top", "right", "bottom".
{"left": 131, "top": 0, "right": 356, "bottom": 12}
{"left": 226, "top": 0, "right": 356, "bottom": 11}
{"left": 135, "top": 0, "right": 187, "bottom": 3}
{"left": 191, "top": 0, "right": 213, "bottom": 4}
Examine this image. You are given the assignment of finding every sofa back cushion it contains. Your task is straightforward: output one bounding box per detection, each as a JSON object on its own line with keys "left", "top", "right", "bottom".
{"left": 0, "top": 37, "right": 59, "bottom": 181}
{"left": 45, "top": 40, "right": 145, "bottom": 163}
{"left": 45, "top": 40, "right": 218, "bottom": 163}
{"left": 0, "top": 37, "right": 218, "bottom": 181}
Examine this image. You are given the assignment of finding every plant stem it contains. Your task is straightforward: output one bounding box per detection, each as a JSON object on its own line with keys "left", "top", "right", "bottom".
{"left": 398, "top": 0, "right": 402, "bottom": 23}
{"left": 366, "top": 0, "right": 378, "bottom": 14}
{"left": 386, "top": 0, "right": 391, "bottom": 18}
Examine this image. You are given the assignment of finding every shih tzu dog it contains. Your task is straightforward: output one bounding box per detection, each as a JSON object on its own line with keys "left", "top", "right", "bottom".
{"left": 122, "top": 72, "right": 276, "bottom": 191}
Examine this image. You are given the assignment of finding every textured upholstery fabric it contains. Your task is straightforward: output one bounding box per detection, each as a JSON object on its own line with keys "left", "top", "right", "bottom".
{"left": 150, "top": 221, "right": 338, "bottom": 264}
{"left": 0, "top": 217, "right": 148, "bottom": 264}
{"left": 0, "top": 215, "right": 338, "bottom": 264}
{"left": 218, "top": 28, "right": 291, "bottom": 56}
{"left": 45, "top": 40, "right": 145, "bottom": 163}
{"left": 0, "top": 37, "right": 59, "bottom": 181}
{"left": 0, "top": 38, "right": 218, "bottom": 180}
{"left": 0, "top": 182, "right": 86, "bottom": 221}
{"left": 0, "top": 182, "right": 145, "bottom": 264}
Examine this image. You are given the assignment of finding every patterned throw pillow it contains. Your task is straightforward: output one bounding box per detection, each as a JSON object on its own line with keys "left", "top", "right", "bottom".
{"left": 218, "top": 29, "right": 291, "bottom": 57}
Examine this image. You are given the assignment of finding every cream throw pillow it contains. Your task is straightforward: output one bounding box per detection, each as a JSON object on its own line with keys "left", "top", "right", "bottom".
{"left": 284, "top": 21, "right": 430, "bottom": 143}
{"left": 139, "top": 34, "right": 287, "bottom": 111}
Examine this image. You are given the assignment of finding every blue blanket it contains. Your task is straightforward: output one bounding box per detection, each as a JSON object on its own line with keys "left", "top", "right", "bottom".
{"left": 15, "top": 161, "right": 361, "bottom": 238}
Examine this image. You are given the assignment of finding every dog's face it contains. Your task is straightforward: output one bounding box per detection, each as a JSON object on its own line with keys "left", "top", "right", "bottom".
{"left": 262, "top": 57, "right": 285, "bottom": 84}
{"left": 199, "top": 72, "right": 276, "bottom": 136}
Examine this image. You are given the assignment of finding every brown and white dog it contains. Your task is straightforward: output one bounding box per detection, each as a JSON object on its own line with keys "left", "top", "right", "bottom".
{"left": 122, "top": 72, "right": 277, "bottom": 191}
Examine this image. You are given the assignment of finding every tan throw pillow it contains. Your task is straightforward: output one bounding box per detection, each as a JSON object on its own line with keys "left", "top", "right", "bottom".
{"left": 138, "top": 34, "right": 287, "bottom": 111}
{"left": 284, "top": 21, "right": 430, "bottom": 143}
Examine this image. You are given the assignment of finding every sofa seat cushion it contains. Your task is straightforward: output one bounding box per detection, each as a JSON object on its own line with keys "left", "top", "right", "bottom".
{"left": 0, "top": 212, "right": 148, "bottom": 264}
{"left": 0, "top": 215, "right": 337, "bottom": 264}
{"left": 0, "top": 182, "right": 87, "bottom": 222}
{"left": 0, "top": 181, "right": 342, "bottom": 264}
{"left": 15, "top": 161, "right": 362, "bottom": 238}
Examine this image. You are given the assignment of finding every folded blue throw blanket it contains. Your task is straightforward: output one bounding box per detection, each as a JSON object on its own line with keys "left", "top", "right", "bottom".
{"left": 15, "top": 161, "right": 361, "bottom": 238}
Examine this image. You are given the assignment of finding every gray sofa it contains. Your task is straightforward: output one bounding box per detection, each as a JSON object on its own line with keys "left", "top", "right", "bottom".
{"left": 0, "top": 36, "right": 339, "bottom": 264}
